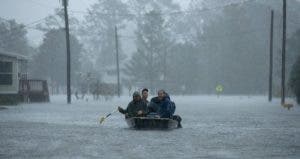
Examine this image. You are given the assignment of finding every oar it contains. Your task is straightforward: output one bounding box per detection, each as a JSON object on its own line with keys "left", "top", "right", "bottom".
{"left": 99, "top": 109, "right": 118, "bottom": 124}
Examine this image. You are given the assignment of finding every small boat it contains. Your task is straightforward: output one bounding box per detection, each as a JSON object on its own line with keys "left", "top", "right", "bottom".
{"left": 125, "top": 117, "right": 179, "bottom": 130}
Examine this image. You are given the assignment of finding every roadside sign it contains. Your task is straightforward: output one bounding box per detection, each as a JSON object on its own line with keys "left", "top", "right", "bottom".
{"left": 216, "top": 84, "right": 223, "bottom": 93}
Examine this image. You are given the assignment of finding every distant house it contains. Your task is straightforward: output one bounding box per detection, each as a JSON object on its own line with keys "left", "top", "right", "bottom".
{"left": 0, "top": 50, "right": 28, "bottom": 99}
{"left": 0, "top": 50, "right": 50, "bottom": 104}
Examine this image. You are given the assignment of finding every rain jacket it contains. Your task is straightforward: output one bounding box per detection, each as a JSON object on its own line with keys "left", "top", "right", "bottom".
{"left": 142, "top": 98, "right": 150, "bottom": 107}
{"left": 119, "top": 100, "right": 148, "bottom": 118}
{"left": 149, "top": 95, "right": 175, "bottom": 118}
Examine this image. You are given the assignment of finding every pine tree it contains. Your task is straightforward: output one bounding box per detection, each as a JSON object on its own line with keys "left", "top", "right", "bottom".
{"left": 31, "top": 29, "right": 82, "bottom": 87}
{"left": 124, "top": 10, "right": 172, "bottom": 91}
{"left": 80, "top": 0, "right": 131, "bottom": 70}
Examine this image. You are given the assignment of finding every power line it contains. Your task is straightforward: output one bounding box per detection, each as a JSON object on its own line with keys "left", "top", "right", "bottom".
{"left": 0, "top": 16, "right": 50, "bottom": 41}
{"left": 0, "top": 16, "right": 48, "bottom": 29}
{"left": 24, "top": 17, "right": 49, "bottom": 28}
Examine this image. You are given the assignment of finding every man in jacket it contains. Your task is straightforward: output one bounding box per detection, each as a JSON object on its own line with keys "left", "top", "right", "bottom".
{"left": 118, "top": 91, "right": 148, "bottom": 118}
{"left": 149, "top": 90, "right": 173, "bottom": 118}
{"left": 149, "top": 90, "right": 182, "bottom": 128}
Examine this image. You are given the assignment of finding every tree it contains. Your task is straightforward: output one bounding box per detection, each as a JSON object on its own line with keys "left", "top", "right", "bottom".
{"left": 176, "top": 1, "right": 271, "bottom": 94}
{"left": 31, "top": 29, "right": 82, "bottom": 89}
{"left": 259, "top": 0, "right": 300, "bottom": 93}
{"left": 288, "top": 29, "right": 300, "bottom": 103}
{"left": 289, "top": 56, "right": 300, "bottom": 104}
{"left": 35, "top": 8, "right": 79, "bottom": 33}
{"left": 124, "top": 10, "right": 173, "bottom": 91}
{"left": 205, "top": 3, "right": 268, "bottom": 94}
{"left": 167, "top": 43, "right": 203, "bottom": 94}
{"left": 80, "top": 0, "right": 131, "bottom": 72}
{"left": 171, "top": 0, "right": 300, "bottom": 95}
{"left": 0, "top": 18, "right": 32, "bottom": 55}
{"left": 129, "top": 0, "right": 180, "bottom": 22}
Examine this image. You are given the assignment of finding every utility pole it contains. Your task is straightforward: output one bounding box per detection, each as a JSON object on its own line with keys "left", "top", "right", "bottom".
{"left": 269, "top": 10, "right": 274, "bottom": 102}
{"left": 281, "top": 0, "right": 286, "bottom": 105}
{"left": 115, "top": 26, "right": 120, "bottom": 97}
{"left": 62, "top": 0, "right": 71, "bottom": 104}
{"left": 163, "top": 49, "right": 167, "bottom": 83}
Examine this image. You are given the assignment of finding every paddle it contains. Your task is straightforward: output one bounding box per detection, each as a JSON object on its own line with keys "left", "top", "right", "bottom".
{"left": 99, "top": 109, "right": 118, "bottom": 124}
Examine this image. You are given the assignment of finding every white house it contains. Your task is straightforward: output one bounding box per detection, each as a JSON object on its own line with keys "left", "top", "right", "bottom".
{"left": 0, "top": 50, "right": 28, "bottom": 97}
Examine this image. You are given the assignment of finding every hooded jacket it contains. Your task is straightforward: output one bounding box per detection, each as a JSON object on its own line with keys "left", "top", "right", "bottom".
{"left": 119, "top": 100, "right": 148, "bottom": 118}
{"left": 149, "top": 94, "right": 175, "bottom": 118}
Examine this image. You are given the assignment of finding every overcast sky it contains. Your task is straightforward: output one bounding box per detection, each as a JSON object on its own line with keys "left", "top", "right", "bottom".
{"left": 0, "top": 0, "right": 97, "bottom": 46}
{"left": 0, "top": 0, "right": 189, "bottom": 46}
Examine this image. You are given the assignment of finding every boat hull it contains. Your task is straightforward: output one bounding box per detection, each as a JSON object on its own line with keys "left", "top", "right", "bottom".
{"left": 125, "top": 117, "right": 178, "bottom": 130}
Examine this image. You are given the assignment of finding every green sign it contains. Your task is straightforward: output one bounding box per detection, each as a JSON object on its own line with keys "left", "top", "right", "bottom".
{"left": 216, "top": 84, "right": 223, "bottom": 93}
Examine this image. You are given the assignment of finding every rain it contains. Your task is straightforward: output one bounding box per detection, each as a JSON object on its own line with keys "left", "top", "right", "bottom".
{"left": 0, "top": 0, "right": 300, "bottom": 158}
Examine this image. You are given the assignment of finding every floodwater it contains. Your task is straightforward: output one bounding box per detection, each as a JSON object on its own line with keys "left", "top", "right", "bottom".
{"left": 0, "top": 95, "right": 299, "bottom": 159}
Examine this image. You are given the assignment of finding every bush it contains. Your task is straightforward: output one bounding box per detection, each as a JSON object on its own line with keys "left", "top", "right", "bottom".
{"left": 0, "top": 95, "right": 19, "bottom": 105}
{"left": 289, "top": 56, "right": 300, "bottom": 104}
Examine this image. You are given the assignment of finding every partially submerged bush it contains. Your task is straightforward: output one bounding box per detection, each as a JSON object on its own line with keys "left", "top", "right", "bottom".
{"left": 0, "top": 95, "right": 19, "bottom": 105}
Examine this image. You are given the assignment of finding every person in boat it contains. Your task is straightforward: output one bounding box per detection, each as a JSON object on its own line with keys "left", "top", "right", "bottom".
{"left": 149, "top": 90, "right": 174, "bottom": 118}
{"left": 149, "top": 90, "right": 182, "bottom": 128}
{"left": 118, "top": 91, "right": 148, "bottom": 118}
{"left": 141, "top": 88, "right": 149, "bottom": 106}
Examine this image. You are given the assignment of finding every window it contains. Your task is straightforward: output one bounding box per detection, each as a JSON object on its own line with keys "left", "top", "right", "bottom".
{"left": 0, "top": 61, "right": 13, "bottom": 85}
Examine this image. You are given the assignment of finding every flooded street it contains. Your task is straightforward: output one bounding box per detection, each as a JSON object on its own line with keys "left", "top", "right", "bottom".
{"left": 1, "top": 0, "right": 300, "bottom": 158}
{"left": 0, "top": 95, "right": 299, "bottom": 159}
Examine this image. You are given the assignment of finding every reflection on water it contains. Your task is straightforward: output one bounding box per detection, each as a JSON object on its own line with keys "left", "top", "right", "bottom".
{"left": 0, "top": 95, "right": 299, "bottom": 159}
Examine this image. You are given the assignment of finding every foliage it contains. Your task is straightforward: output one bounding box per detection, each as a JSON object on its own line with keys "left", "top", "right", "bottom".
{"left": 35, "top": 8, "right": 79, "bottom": 33}
{"left": 31, "top": 29, "right": 82, "bottom": 87}
{"left": 0, "top": 95, "right": 18, "bottom": 105}
{"left": 288, "top": 30, "right": 300, "bottom": 104}
{"left": 173, "top": 1, "right": 272, "bottom": 94}
{"left": 289, "top": 56, "right": 300, "bottom": 104}
{"left": 0, "top": 19, "right": 32, "bottom": 55}
{"left": 124, "top": 10, "right": 173, "bottom": 91}
{"left": 80, "top": 0, "right": 130, "bottom": 71}
{"left": 167, "top": 43, "right": 202, "bottom": 94}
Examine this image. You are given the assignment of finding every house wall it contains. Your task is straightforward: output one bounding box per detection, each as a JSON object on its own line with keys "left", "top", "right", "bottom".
{"left": 0, "top": 55, "right": 19, "bottom": 94}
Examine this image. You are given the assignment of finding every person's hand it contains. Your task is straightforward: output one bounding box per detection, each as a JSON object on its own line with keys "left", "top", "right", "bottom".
{"left": 118, "top": 106, "right": 123, "bottom": 112}
{"left": 137, "top": 110, "right": 143, "bottom": 115}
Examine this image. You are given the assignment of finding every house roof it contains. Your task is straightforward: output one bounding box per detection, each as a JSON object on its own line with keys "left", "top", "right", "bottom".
{"left": 0, "top": 49, "right": 29, "bottom": 61}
